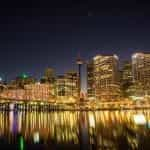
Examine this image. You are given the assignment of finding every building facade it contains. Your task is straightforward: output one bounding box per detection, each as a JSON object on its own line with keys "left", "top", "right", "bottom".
{"left": 132, "top": 52, "right": 150, "bottom": 96}
{"left": 56, "top": 71, "right": 78, "bottom": 102}
{"left": 11, "top": 74, "right": 36, "bottom": 89}
{"left": 24, "top": 83, "right": 54, "bottom": 101}
{"left": 87, "top": 61, "right": 95, "bottom": 100}
{"left": 120, "top": 61, "right": 133, "bottom": 97}
{"left": 41, "top": 68, "right": 55, "bottom": 84}
{"left": 0, "top": 83, "right": 54, "bottom": 102}
{"left": 87, "top": 54, "right": 120, "bottom": 100}
{"left": 121, "top": 61, "right": 132, "bottom": 82}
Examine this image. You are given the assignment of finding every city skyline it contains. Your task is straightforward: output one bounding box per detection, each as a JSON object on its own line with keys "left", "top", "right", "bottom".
{"left": 1, "top": 1, "right": 150, "bottom": 92}
{"left": 1, "top": 1, "right": 150, "bottom": 149}
{"left": 0, "top": 52, "right": 150, "bottom": 92}
{"left": 0, "top": 52, "right": 150, "bottom": 105}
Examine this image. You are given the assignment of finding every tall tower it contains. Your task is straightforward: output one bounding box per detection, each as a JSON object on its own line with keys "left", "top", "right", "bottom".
{"left": 87, "top": 61, "right": 95, "bottom": 100}
{"left": 91, "top": 54, "right": 120, "bottom": 100}
{"left": 132, "top": 52, "right": 150, "bottom": 95}
{"left": 76, "top": 54, "right": 83, "bottom": 99}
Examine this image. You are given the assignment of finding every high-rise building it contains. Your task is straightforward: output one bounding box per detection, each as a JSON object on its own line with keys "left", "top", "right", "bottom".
{"left": 122, "top": 61, "right": 132, "bottom": 82}
{"left": 40, "top": 68, "right": 56, "bottom": 97}
{"left": 87, "top": 54, "right": 120, "bottom": 100}
{"left": 65, "top": 71, "right": 78, "bottom": 97}
{"left": 76, "top": 55, "right": 83, "bottom": 99}
{"left": 87, "top": 61, "right": 95, "bottom": 99}
{"left": 41, "top": 68, "right": 55, "bottom": 84}
{"left": 121, "top": 61, "right": 133, "bottom": 97}
{"left": 56, "top": 71, "right": 78, "bottom": 102}
{"left": 132, "top": 52, "right": 150, "bottom": 95}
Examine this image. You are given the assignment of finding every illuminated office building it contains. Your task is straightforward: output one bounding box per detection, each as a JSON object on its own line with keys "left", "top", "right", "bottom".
{"left": 0, "top": 83, "right": 54, "bottom": 101}
{"left": 122, "top": 61, "right": 132, "bottom": 82}
{"left": 41, "top": 68, "right": 55, "bottom": 84}
{"left": 76, "top": 55, "right": 83, "bottom": 99}
{"left": 65, "top": 71, "right": 78, "bottom": 97}
{"left": 0, "top": 89, "right": 25, "bottom": 100}
{"left": 56, "top": 71, "right": 78, "bottom": 102}
{"left": 24, "top": 83, "right": 55, "bottom": 101}
{"left": 121, "top": 61, "right": 133, "bottom": 97}
{"left": 132, "top": 52, "right": 150, "bottom": 95}
{"left": 10, "top": 74, "right": 36, "bottom": 89}
{"left": 87, "top": 61, "right": 95, "bottom": 100}
{"left": 87, "top": 54, "right": 120, "bottom": 100}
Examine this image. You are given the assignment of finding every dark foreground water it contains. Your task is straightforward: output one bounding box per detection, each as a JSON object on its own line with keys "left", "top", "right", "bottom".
{"left": 0, "top": 110, "right": 150, "bottom": 150}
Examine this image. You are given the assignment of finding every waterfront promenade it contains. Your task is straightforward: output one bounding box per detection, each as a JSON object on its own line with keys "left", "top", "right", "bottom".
{"left": 0, "top": 98, "right": 149, "bottom": 111}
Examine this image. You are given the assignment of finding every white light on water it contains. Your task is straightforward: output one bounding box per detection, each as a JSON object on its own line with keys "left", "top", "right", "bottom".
{"left": 133, "top": 114, "right": 146, "bottom": 125}
{"left": 9, "top": 104, "right": 14, "bottom": 111}
{"left": 89, "top": 114, "right": 95, "bottom": 128}
{"left": 33, "top": 132, "right": 40, "bottom": 143}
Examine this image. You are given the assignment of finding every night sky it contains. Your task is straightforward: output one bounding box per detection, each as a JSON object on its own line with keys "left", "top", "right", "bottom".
{"left": 0, "top": 1, "right": 150, "bottom": 91}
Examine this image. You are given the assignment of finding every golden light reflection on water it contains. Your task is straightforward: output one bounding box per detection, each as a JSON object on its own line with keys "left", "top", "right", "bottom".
{"left": 0, "top": 110, "right": 150, "bottom": 149}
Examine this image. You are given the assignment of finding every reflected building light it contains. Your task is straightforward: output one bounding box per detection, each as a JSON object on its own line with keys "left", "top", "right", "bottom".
{"left": 133, "top": 114, "right": 146, "bottom": 125}
{"left": 9, "top": 103, "right": 15, "bottom": 111}
{"left": 89, "top": 113, "right": 95, "bottom": 128}
{"left": 9, "top": 111, "right": 14, "bottom": 132}
{"left": 33, "top": 132, "right": 40, "bottom": 144}
{"left": 19, "top": 136, "right": 25, "bottom": 150}
{"left": 147, "top": 121, "right": 150, "bottom": 129}
{"left": 130, "top": 96, "right": 144, "bottom": 101}
{"left": 37, "top": 82, "right": 40, "bottom": 85}
{"left": 18, "top": 112, "right": 22, "bottom": 132}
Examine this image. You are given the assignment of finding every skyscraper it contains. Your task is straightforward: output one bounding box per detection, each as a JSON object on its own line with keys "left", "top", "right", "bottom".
{"left": 121, "top": 61, "right": 133, "bottom": 97}
{"left": 132, "top": 52, "right": 150, "bottom": 95}
{"left": 87, "top": 54, "right": 120, "bottom": 100}
{"left": 87, "top": 61, "right": 95, "bottom": 100}
{"left": 122, "top": 61, "right": 132, "bottom": 82}
{"left": 76, "top": 55, "right": 83, "bottom": 99}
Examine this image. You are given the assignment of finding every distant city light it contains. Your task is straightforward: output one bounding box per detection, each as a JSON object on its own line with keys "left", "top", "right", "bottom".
{"left": 21, "top": 73, "right": 28, "bottom": 79}
{"left": 113, "top": 54, "right": 119, "bottom": 60}
{"left": 132, "top": 52, "right": 144, "bottom": 59}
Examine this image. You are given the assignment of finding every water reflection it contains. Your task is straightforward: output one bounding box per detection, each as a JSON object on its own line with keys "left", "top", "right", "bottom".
{"left": 0, "top": 110, "right": 150, "bottom": 149}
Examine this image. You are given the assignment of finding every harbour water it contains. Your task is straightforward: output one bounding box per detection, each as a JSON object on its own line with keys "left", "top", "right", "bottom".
{"left": 0, "top": 110, "right": 150, "bottom": 149}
